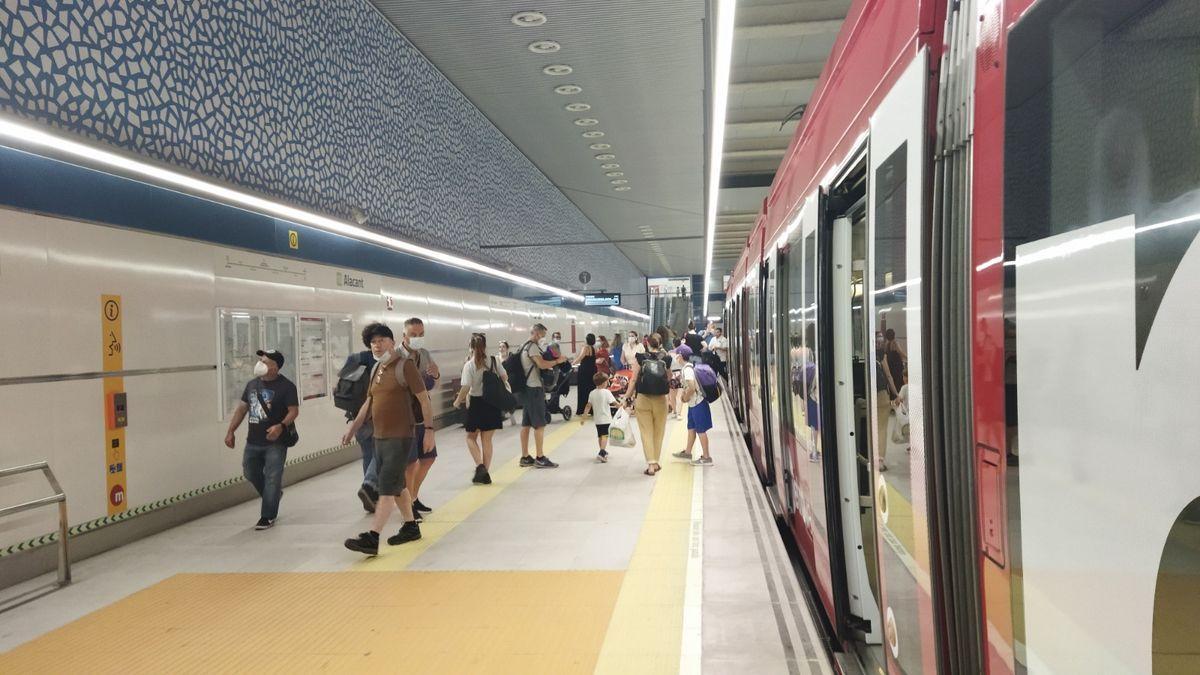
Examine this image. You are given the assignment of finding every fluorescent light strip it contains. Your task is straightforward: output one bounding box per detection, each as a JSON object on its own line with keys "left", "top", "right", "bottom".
{"left": 0, "top": 117, "right": 590, "bottom": 303}
{"left": 702, "top": 0, "right": 738, "bottom": 313}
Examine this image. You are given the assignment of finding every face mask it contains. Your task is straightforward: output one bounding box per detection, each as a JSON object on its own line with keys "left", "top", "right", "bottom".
{"left": 407, "top": 336, "right": 425, "bottom": 350}
{"left": 376, "top": 349, "right": 394, "bottom": 365}
{"left": 628, "top": 336, "right": 636, "bottom": 343}
{"left": 538, "top": 338, "right": 549, "bottom": 350}
{"left": 253, "top": 361, "right": 269, "bottom": 377}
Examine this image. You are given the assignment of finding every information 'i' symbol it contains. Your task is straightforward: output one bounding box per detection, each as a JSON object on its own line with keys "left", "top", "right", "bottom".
{"left": 104, "top": 300, "right": 120, "bottom": 322}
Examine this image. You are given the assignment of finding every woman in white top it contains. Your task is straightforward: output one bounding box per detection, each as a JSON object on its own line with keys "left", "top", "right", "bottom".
{"left": 453, "top": 334, "right": 507, "bottom": 485}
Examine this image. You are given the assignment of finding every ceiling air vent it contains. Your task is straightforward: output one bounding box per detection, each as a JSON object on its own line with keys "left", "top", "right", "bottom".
{"left": 529, "top": 40, "right": 561, "bottom": 54}
{"left": 512, "top": 11, "right": 548, "bottom": 27}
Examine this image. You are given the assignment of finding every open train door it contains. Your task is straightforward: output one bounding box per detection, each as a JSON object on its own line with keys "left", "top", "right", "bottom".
{"left": 865, "top": 48, "right": 942, "bottom": 673}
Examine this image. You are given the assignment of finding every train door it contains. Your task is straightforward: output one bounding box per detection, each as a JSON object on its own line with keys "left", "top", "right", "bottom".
{"left": 831, "top": 204, "right": 885, "bottom": 667}
{"left": 765, "top": 249, "right": 788, "bottom": 500}
{"left": 745, "top": 263, "right": 768, "bottom": 478}
{"left": 773, "top": 243, "right": 797, "bottom": 516}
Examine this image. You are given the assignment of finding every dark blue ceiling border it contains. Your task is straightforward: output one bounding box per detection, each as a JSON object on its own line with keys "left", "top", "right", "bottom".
{"left": 0, "top": 144, "right": 642, "bottom": 321}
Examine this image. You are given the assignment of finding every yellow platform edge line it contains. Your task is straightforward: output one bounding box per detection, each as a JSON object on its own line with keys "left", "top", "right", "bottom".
{"left": 594, "top": 417, "right": 693, "bottom": 674}
{"left": 352, "top": 419, "right": 589, "bottom": 571}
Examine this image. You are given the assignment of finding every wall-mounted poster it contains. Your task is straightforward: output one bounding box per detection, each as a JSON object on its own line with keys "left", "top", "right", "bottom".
{"left": 299, "top": 316, "right": 327, "bottom": 400}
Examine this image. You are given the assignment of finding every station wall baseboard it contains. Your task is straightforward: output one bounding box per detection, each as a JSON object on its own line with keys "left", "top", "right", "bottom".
{"left": 0, "top": 444, "right": 360, "bottom": 592}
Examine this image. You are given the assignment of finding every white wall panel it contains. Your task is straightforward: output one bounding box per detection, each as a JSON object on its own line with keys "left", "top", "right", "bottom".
{"left": 0, "top": 208, "right": 629, "bottom": 551}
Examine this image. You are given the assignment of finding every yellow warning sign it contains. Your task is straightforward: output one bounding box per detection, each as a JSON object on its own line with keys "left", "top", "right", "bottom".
{"left": 101, "top": 295, "right": 127, "bottom": 516}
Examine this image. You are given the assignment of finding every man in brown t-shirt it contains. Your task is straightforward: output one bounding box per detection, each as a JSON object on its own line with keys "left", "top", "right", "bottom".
{"left": 341, "top": 323, "right": 436, "bottom": 555}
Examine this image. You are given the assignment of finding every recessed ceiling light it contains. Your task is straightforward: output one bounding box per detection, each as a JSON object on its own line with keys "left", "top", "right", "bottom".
{"left": 564, "top": 102, "right": 591, "bottom": 112}
{"left": 601, "top": 163, "right": 620, "bottom": 169}
{"left": 529, "top": 40, "right": 561, "bottom": 54}
{"left": 554, "top": 84, "right": 582, "bottom": 95}
{"left": 589, "top": 143, "right": 611, "bottom": 150}
{"left": 512, "top": 11, "right": 548, "bottom": 27}
{"left": 614, "top": 186, "right": 632, "bottom": 192}
{"left": 594, "top": 154, "right": 616, "bottom": 160}
{"left": 542, "top": 64, "right": 573, "bottom": 76}
{"left": 606, "top": 171, "right": 624, "bottom": 177}
{"left": 611, "top": 179, "right": 629, "bottom": 185}
{"left": 581, "top": 130, "right": 605, "bottom": 138}
{"left": 573, "top": 118, "right": 599, "bottom": 126}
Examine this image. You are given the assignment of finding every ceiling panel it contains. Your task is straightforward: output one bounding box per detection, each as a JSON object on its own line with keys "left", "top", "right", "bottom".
{"left": 370, "top": 0, "right": 706, "bottom": 278}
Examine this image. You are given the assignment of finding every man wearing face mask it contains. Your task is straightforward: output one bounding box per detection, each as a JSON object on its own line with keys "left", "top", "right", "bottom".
{"left": 621, "top": 330, "right": 645, "bottom": 368}
{"left": 224, "top": 349, "right": 299, "bottom": 530}
{"left": 397, "top": 317, "right": 439, "bottom": 517}
{"left": 519, "top": 322, "right": 568, "bottom": 467}
{"left": 342, "top": 323, "right": 432, "bottom": 555}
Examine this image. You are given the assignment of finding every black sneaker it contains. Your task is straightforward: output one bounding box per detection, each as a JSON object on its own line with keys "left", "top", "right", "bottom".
{"left": 519, "top": 455, "right": 536, "bottom": 468}
{"left": 357, "top": 486, "right": 377, "bottom": 513}
{"left": 472, "top": 464, "right": 488, "bottom": 484}
{"left": 413, "top": 499, "right": 433, "bottom": 513}
{"left": 534, "top": 456, "right": 559, "bottom": 469}
{"left": 412, "top": 508, "right": 423, "bottom": 523}
{"left": 387, "top": 521, "right": 422, "bottom": 545}
{"left": 479, "top": 468, "right": 492, "bottom": 484}
{"left": 254, "top": 518, "right": 275, "bottom": 530}
{"left": 344, "top": 531, "right": 379, "bottom": 555}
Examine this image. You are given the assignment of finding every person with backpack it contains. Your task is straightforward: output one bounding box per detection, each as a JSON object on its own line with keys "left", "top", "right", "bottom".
{"left": 624, "top": 333, "right": 672, "bottom": 476}
{"left": 452, "top": 333, "right": 510, "bottom": 485}
{"left": 683, "top": 321, "right": 705, "bottom": 358}
{"left": 504, "top": 322, "right": 567, "bottom": 468}
{"left": 398, "top": 317, "right": 439, "bottom": 518}
{"left": 671, "top": 345, "right": 717, "bottom": 466}
{"left": 223, "top": 349, "right": 300, "bottom": 529}
{"left": 334, "top": 331, "right": 380, "bottom": 513}
{"left": 341, "top": 323, "right": 431, "bottom": 555}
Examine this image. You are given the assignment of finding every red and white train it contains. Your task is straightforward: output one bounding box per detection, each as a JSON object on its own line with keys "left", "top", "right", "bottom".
{"left": 723, "top": 0, "right": 1200, "bottom": 672}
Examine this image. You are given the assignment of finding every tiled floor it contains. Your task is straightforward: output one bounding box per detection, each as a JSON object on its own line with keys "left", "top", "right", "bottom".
{"left": 0, "top": 393, "right": 833, "bottom": 674}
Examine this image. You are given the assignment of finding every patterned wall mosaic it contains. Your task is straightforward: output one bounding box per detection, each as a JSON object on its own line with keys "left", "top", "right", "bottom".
{"left": 0, "top": 0, "right": 645, "bottom": 305}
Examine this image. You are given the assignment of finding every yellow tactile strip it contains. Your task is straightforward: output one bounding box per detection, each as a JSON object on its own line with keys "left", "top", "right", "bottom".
{"left": 595, "top": 419, "right": 692, "bottom": 674}
{"left": 0, "top": 571, "right": 624, "bottom": 674}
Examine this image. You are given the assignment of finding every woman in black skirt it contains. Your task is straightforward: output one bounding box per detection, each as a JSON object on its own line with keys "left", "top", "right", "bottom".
{"left": 573, "top": 333, "right": 598, "bottom": 414}
{"left": 453, "top": 333, "right": 507, "bottom": 485}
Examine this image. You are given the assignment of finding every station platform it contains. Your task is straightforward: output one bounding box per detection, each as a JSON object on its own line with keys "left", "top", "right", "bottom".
{"left": 0, "top": 398, "right": 833, "bottom": 674}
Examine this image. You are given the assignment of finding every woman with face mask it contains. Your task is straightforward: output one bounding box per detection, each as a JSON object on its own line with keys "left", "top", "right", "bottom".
{"left": 622, "top": 331, "right": 645, "bottom": 368}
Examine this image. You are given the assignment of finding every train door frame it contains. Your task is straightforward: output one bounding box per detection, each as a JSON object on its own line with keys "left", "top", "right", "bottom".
{"left": 765, "top": 247, "right": 791, "bottom": 507}
{"left": 757, "top": 257, "right": 777, "bottom": 487}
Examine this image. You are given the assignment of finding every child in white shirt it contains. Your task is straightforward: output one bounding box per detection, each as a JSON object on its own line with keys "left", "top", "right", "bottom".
{"left": 580, "top": 372, "right": 618, "bottom": 463}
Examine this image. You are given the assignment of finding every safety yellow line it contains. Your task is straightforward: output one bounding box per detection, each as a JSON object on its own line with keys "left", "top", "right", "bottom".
{"left": 352, "top": 420, "right": 589, "bottom": 571}
{"left": 595, "top": 417, "right": 693, "bottom": 674}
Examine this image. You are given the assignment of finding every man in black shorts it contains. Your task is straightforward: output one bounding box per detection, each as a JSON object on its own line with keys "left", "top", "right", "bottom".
{"left": 519, "top": 323, "right": 567, "bottom": 468}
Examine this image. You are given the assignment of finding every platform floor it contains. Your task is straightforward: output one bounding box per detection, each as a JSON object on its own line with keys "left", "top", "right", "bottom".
{"left": 0, "top": 397, "right": 832, "bottom": 674}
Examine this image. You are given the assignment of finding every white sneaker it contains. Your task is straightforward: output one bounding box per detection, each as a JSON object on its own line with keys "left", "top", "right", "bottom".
{"left": 692, "top": 457, "right": 713, "bottom": 466}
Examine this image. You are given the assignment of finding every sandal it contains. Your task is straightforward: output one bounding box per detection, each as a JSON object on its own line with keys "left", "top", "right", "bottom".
{"left": 643, "top": 463, "right": 661, "bottom": 476}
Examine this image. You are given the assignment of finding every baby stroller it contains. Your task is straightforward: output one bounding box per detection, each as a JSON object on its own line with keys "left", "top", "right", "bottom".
{"left": 542, "top": 364, "right": 573, "bottom": 422}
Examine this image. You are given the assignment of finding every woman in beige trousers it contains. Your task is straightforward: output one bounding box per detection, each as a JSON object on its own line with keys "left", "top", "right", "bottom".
{"left": 625, "top": 334, "right": 671, "bottom": 476}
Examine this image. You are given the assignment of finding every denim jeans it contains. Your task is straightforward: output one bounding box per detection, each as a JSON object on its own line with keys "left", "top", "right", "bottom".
{"left": 243, "top": 443, "right": 287, "bottom": 520}
{"left": 357, "top": 421, "right": 378, "bottom": 489}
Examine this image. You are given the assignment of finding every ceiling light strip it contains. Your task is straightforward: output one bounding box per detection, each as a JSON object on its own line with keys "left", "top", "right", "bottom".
{"left": 702, "top": 0, "right": 738, "bottom": 313}
{"left": 0, "top": 116, "right": 591, "bottom": 302}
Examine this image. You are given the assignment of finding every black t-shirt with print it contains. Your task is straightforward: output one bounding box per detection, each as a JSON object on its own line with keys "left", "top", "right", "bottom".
{"left": 241, "top": 375, "right": 299, "bottom": 445}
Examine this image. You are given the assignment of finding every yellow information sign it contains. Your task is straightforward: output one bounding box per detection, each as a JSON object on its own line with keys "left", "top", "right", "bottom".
{"left": 101, "top": 295, "right": 127, "bottom": 516}
{"left": 288, "top": 230, "right": 299, "bottom": 249}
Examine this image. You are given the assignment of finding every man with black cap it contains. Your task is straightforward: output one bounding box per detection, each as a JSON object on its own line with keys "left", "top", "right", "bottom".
{"left": 224, "top": 349, "right": 300, "bottom": 529}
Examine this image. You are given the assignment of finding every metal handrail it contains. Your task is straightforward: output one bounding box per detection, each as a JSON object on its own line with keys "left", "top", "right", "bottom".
{"left": 0, "top": 461, "right": 71, "bottom": 585}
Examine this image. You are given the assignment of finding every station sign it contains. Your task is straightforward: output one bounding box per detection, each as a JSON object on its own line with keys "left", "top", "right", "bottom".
{"left": 584, "top": 292, "right": 621, "bottom": 307}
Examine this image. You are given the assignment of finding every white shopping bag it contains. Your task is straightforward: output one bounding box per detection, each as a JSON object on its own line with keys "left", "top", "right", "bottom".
{"left": 608, "top": 407, "right": 637, "bottom": 447}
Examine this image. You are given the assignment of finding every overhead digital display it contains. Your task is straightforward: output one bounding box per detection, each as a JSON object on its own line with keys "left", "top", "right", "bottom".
{"left": 583, "top": 293, "right": 621, "bottom": 307}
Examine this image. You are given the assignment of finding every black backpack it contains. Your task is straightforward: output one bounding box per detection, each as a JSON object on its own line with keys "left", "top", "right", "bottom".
{"left": 636, "top": 355, "right": 671, "bottom": 395}
{"left": 503, "top": 341, "right": 536, "bottom": 394}
{"left": 482, "top": 357, "right": 518, "bottom": 412}
{"left": 333, "top": 352, "right": 372, "bottom": 419}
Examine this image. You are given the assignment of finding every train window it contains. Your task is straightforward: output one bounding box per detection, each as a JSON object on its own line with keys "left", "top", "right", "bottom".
{"left": 1004, "top": 0, "right": 1200, "bottom": 670}
{"left": 219, "top": 310, "right": 262, "bottom": 418}
{"left": 264, "top": 313, "right": 299, "bottom": 385}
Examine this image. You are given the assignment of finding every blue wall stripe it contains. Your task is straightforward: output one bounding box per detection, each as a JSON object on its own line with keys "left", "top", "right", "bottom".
{"left": 0, "top": 144, "right": 637, "bottom": 319}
